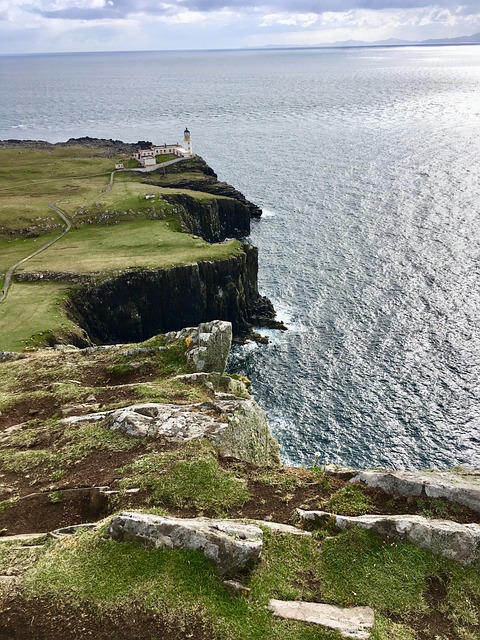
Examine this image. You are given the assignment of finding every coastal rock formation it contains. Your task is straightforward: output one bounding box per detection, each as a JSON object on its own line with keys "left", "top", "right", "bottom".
{"left": 62, "top": 398, "right": 281, "bottom": 466}
{"left": 66, "top": 244, "right": 276, "bottom": 342}
{"left": 348, "top": 469, "right": 480, "bottom": 515}
{"left": 163, "top": 191, "right": 252, "bottom": 241}
{"left": 297, "top": 510, "right": 480, "bottom": 566}
{"left": 142, "top": 155, "right": 262, "bottom": 218}
{"left": 268, "top": 600, "right": 374, "bottom": 639}
{"left": 108, "top": 512, "right": 263, "bottom": 576}
{"left": 176, "top": 320, "right": 232, "bottom": 374}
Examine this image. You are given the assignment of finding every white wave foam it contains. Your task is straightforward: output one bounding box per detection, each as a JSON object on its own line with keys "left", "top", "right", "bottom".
{"left": 261, "top": 208, "right": 276, "bottom": 218}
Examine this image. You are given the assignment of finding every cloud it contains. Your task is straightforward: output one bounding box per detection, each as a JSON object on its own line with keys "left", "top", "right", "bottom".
{"left": 1, "top": 0, "right": 479, "bottom": 53}
{"left": 13, "top": 1, "right": 480, "bottom": 22}
{"left": 260, "top": 12, "right": 319, "bottom": 28}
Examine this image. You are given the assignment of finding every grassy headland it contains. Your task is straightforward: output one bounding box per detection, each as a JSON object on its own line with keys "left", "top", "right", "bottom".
{"left": 0, "top": 140, "right": 478, "bottom": 640}
{"left": 0, "top": 142, "right": 242, "bottom": 350}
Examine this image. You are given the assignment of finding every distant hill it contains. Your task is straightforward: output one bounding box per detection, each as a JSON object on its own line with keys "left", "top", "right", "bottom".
{"left": 261, "top": 32, "right": 480, "bottom": 50}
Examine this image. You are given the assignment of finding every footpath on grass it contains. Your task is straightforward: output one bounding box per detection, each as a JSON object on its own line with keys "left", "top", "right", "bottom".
{"left": 0, "top": 170, "right": 118, "bottom": 305}
{"left": 0, "top": 156, "right": 187, "bottom": 304}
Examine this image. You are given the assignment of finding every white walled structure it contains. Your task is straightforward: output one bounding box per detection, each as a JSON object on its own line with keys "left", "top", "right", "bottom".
{"left": 133, "top": 128, "right": 194, "bottom": 168}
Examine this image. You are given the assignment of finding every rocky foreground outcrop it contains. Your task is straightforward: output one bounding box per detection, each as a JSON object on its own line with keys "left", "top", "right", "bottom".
{"left": 298, "top": 510, "right": 480, "bottom": 566}
{"left": 108, "top": 513, "right": 264, "bottom": 576}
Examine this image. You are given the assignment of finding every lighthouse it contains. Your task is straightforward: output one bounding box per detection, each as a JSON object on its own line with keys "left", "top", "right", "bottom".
{"left": 183, "top": 127, "right": 192, "bottom": 157}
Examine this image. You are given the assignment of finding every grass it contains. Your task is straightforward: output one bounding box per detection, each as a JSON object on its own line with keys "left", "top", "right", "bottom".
{"left": 0, "top": 281, "right": 78, "bottom": 351}
{"left": 326, "top": 484, "right": 373, "bottom": 516}
{"left": 0, "top": 146, "right": 120, "bottom": 233}
{"left": 22, "top": 529, "right": 339, "bottom": 640}
{"left": 156, "top": 154, "right": 177, "bottom": 164}
{"left": 0, "top": 422, "right": 140, "bottom": 474}
{"left": 0, "top": 233, "right": 58, "bottom": 286}
{"left": 119, "top": 442, "right": 251, "bottom": 515}
{"left": 0, "top": 144, "right": 243, "bottom": 349}
{"left": 320, "top": 527, "right": 437, "bottom": 615}
{"left": 18, "top": 218, "right": 241, "bottom": 275}
{"left": 19, "top": 522, "right": 480, "bottom": 640}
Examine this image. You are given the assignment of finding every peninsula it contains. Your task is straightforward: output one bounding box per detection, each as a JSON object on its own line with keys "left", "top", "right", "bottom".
{"left": 0, "top": 135, "right": 277, "bottom": 350}
{"left": 0, "top": 138, "right": 479, "bottom": 640}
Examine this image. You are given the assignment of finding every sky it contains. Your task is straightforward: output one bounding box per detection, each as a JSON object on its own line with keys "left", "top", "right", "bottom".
{"left": 1, "top": 1, "right": 480, "bottom": 54}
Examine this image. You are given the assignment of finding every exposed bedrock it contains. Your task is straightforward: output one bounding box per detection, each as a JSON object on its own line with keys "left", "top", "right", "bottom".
{"left": 163, "top": 192, "right": 251, "bottom": 241}
{"left": 142, "top": 155, "right": 263, "bottom": 218}
{"left": 66, "top": 244, "right": 276, "bottom": 343}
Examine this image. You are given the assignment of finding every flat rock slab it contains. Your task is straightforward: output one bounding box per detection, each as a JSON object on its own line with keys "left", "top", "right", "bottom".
{"left": 337, "top": 469, "right": 480, "bottom": 514}
{"left": 108, "top": 512, "right": 263, "bottom": 576}
{"left": 268, "top": 599, "right": 374, "bottom": 639}
{"left": 62, "top": 397, "right": 280, "bottom": 466}
{"left": 298, "top": 510, "right": 480, "bottom": 566}
{"left": 251, "top": 520, "right": 312, "bottom": 536}
{"left": 0, "top": 533, "right": 48, "bottom": 544}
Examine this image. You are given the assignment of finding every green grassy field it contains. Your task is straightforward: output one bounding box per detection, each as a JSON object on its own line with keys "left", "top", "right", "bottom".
{"left": 0, "top": 281, "right": 77, "bottom": 351}
{"left": 19, "top": 219, "right": 240, "bottom": 274}
{"left": 0, "top": 147, "right": 122, "bottom": 233}
{"left": 0, "top": 145, "right": 243, "bottom": 350}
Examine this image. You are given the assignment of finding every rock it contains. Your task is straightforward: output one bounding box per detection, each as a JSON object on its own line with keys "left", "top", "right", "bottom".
{"left": 81, "top": 398, "right": 280, "bottom": 466}
{"left": 50, "top": 523, "right": 97, "bottom": 539}
{"left": 297, "top": 510, "right": 480, "bottom": 566}
{"left": 268, "top": 600, "right": 374, "bottom": 639}
{"left": 348, "top": 469, "right": 480, "bottom": 514}
{"left": 0, "top": 424, "right": 26, "bottom": 443}
{"left": 252, "top": 520, "right": 312, "bottom": 536}
{"left": 61, "top": 411, "right": 110, "bottom": 425}
{"left": 178, "top": 320, "right": 232, "bottom": 374}
{"left": 61, "top": 403, "right": 101, "bottom": 417}
{"left": 222, "top": 579, "right": 251, "bottom": 596}
{"left": 108, "top": 512, "right": 263, "bottom": 576}
{"left": 0, "top": 533, "right": 48, "bottom": 544}
{"left": 175, "top": 372, "right": 250, "bottom": 397}
{"left": 0, "top": 352, "right": 24, "bottom": 363}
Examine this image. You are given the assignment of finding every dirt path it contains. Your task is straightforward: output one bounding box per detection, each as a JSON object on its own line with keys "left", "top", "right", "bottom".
{"left": 0, "top": 171, "right": 116, "bottom": 304}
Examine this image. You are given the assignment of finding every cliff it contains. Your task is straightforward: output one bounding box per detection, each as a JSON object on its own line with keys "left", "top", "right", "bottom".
{"left": 139, "top": 155, "right": 263, "bottom": 218}
{"left": 65, "top": 244, "right": 275, "bottom": 343}
{"left": 0, "top": 140, "right": 277, "bottom": 349}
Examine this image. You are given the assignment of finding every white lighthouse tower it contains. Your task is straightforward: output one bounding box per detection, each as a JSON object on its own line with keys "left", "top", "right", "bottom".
{"left": 183, "top": 127, "right": 192, "bottom": 157}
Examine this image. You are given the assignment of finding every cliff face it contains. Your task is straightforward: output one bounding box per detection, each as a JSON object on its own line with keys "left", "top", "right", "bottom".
{"left": 140, "top": 156, "right": 263, "bottom": 218}
{"left": 163, "top": 193, "right": 251, "bottom": 241}
{"left": 66, "top": 244, "right": 275, "bottom": 344}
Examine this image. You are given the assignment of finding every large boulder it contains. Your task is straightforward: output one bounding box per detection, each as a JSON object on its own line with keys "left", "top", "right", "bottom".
{"left": 108, "top": 512, "right": 263, "bottom": 576}
{"left": 63, "top": 398, "right": 280, "bottom": 466}
{"left": 176, "top": 320, "right": 232, "bottom": 374}
{"left": 297, "top": 510, "right": 480, "bottom": 566}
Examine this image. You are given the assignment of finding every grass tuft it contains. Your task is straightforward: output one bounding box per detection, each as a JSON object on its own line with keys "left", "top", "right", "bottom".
{"left": 326, "top": 484, "right": 373, "bottom": 516}
{"left": 119, "top": 442, "right": 250, "bottom": 515}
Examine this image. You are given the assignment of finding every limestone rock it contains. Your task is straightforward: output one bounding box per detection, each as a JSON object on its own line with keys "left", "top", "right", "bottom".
{"left": 222, "top": 579, "right": 251, "bottom": 596}
{"left": 92, "top": 398, "right": 279, "bottom": 466}
{"left": 0, "top": 352, "right": 24, "bottom": 363}
{"left": 108, "top": 512, "right": 263, "bottom": 576}
{"left": 177, "top": 320, "right": 232, "bottom": 373}
{"left": 297, "top": 510, "right": 480, "bottom": 566}
{"left": 268, "top": 600, "right": 374, "bottom": 639}
{"left": 252, "top": 520, "right": 312, "bottom": 536}
{"left": 349, "top": 469, "right": 480, "bottom": 514}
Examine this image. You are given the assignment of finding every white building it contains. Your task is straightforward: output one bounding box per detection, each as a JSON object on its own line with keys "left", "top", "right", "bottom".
{"left": 133, "top": 128, "right": 193, "bottom": 168}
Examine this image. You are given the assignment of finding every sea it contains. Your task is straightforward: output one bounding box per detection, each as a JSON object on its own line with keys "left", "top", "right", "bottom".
{"left": 1, "top": 45, "right": 479, "bottom": 470}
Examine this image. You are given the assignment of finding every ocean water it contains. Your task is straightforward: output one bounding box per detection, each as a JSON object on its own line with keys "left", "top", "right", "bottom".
{"left": 1, "top": 46, "right": 479, "bottom": 469}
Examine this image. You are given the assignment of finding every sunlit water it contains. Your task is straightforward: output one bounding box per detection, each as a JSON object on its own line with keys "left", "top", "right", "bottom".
{"left": 1, "top": 46, "right": 479, "bottom": 468}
